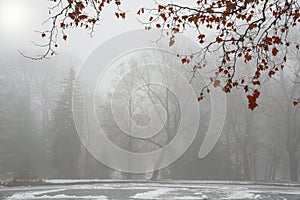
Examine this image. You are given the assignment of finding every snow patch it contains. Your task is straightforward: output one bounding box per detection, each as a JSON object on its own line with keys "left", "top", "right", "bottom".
{"left": 6, "top": 194, "right": 108, "bottom": 199}
{"left": 254, "top": 194, "right": 261, "bottom": 199}
{"left": 130, "top": 188, "right": 176, "bottom": 199}
{"left": 45, "top": 179, "right": 103, "bottom": 184}
{"left": 5, "top": 188, "right": 107, "bottom": 200}
{"left": 223, "top": 191, "right": 260, "bottom": 199}
{"left": 173, "top": 195, "right": 208, "bottom": 200}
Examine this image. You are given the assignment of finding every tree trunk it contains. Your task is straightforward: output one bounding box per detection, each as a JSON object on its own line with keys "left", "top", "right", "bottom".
{"left": 288, "top": 150, "right": 298, "bottom": 182}
{"left": 150, "top": 170, "right": 159, "bottom": 180}
{"left": 252, "top": 148, "right": 257, "bottom": 181}
{"left": 271, "top": 163, "right": 277, "bottom": 181}
{"left": 242, "top": 149, "right": 251, "bottom": 180}
{"left": 150, "top": 149, "right": 166, "bottom": 180}
{"left": 264, "top": 161, "right": 269, "bottom": 180}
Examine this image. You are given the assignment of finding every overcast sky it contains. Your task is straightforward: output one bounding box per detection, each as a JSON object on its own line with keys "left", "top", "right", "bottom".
{"left": 0, "top": 0, "right": 154, "bottom": 61}
{"left": 0, "top": 1, "right": 199, "bottom": 62}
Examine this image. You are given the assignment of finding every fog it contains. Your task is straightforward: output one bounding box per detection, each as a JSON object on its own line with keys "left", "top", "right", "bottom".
{"left": 0, "top": 0, "right": 299, "bottom": 185}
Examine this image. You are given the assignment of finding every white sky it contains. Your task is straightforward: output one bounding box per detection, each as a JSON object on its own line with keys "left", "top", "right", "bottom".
{"left": 0, "top": 0, "right": 197, "bottom": 62}
{"left": 0, "top": 0, "right": 150, "bottom": 60}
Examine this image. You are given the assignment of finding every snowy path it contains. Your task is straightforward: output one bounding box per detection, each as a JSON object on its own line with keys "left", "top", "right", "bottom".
{"left": 0, "top": 181, "right": 299, "bottom": 199}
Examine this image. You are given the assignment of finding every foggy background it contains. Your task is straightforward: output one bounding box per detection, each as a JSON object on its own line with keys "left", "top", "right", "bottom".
{"left": 0, "top": 0, "right": 299, "bottom": 182}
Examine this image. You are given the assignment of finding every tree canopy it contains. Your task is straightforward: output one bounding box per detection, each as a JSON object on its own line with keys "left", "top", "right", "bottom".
{"left": 36, "top": 0, "right": 300, "bottom": 110}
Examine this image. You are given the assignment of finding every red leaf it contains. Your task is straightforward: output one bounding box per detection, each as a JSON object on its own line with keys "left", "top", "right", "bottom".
{"left": 247, "top": 90, "right": 260, "bottom": 110}
{"left": 120, "top": 12, "right": 126, "bottom": 19}
{"left": 169, "top": 37, "right": 175, "bottom": 46}
{"left": 247, "top": 98, "right": 258, "bottom": 110}
{"left": 249, "top": 23, "right": 256, "bottom": 30}
{"left": 137, "top": 8, "right": 144, "bottom": 15}
{"left": 293, "top": 101, "right": 299, "bottom": 106}
{"left": 181, "top": 58, "right": 189, "bottom": 64}
{"left": 213, "top": 80, "right": 221, "bottom": 88}
{"left": 198, "top": 34, "right": 205, "bottom": 40}
{"left": 79, "top": 15, "right": 88, "bottom": 20}
{"left": 88, "top": 18, "right": 96, "bottom": 24}
{"left": 253, "top": 90, "right": 260, "bottom": 99}
{"left": 273, "top": 36, "right": 281, "bottom": 44}
{"left": 216, "top": 37, "right": 222, "bottom": 43}
{"left": 268, "top": 70, "right": 275, "bottom": 78}
{"left": 68, "top": 13, "right": 76, "bottom": 20}
{"left": 160, "top": 13, "right": 167, "bottom": 21}
{"left": 244, "top": 53, "right": 252, "bottom": 61}
{"left": 172, "top": 27, "right": 180, "bottom": 33}
{"left": 77, "top": 2, "right": 85, "bottom": 10}
{"left": 265, "top": 37, "right": 272, "bottom": 45}
{"left": 272, "top": 47, "right": 278, "bottom": 56}
{"left": 252, "top": 80, "right": 260, "bottom": 86}
{"left": 60, "top": 23, "right": 65, "bottom": 28}
{"left": 41, "top": 33, "right": 46, "bottom": 38}
{"left": 227, "top": 22, "right": 233, "bottom": 27}
{"left": 63, "top": 35, "right": 67, "bottom": 41}
{"left": 158, "top": 5, "right": 165, "bottom": 12}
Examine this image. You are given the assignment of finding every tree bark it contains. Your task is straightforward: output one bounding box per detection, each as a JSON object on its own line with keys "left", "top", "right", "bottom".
{"left": 150, "top": 149, "right": 166, "bottom": 180}
{"left": 288, "top": 150, "right": 298, "bottom": 182}
{"left": 242, "top": 149, "right": 251, "bottom": 181}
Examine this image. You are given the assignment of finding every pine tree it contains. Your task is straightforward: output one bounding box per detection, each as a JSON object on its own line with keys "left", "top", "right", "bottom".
{"left": 52, "top": 68, "right": 81, "bottom": 178}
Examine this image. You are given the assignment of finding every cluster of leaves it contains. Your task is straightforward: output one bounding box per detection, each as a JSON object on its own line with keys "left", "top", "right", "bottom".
{"left": 36, "top": 0, "right": 300, "bottom": 110}
{"left": 138, "top": 0, "right": 300, "bottom": 110}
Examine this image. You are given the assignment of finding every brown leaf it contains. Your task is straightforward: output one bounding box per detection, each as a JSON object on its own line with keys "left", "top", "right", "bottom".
{"left": 79, "top": 15, "right": 88, "bottom": 20}
{"left": 265, "top": 37, "right": 272, "bottom": 45}
{"left": 273, "top": 36, "right": 281, "bottom": 44}
{"left": 120, "top": 12, "right": 126, "bottom": 19}
{"left": 182, "top": 58, "right": 189, "bottom": 64}
{"left": 216, "top": 37, "right": 222, "bottom": 43}
{"left": 213, "top": 80, "right": 221, "bottom": 88}
{"left": 268, "top": 70, "right": 275, "bottom": 77}
{"left": 244, "top": 53, "right": 252, "bottom": 61}
{"left": 249, "top": 23, "right": 256, "bottom": 30}
{"left": 169, "top": 37, "right": 175, "bottom": 46}
{"left": 272, "top": 47, "right": 279, "bottom": 56}
{"left": 293, "top": 101, "right": 299, "bottom": 106}
{"left": 247, "top": 90, "right": 260, "bottom": 110}
{"left": 198, "top": 34, "right": 205, "bottom": 40}
{"left": 77, "top": 1, "right": 85, "bottom": 10}
{"left": 252, "top": 80, "right": 260, "bottom": 86}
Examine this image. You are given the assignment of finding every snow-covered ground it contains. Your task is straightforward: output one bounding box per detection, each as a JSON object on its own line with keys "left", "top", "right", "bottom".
{"left": 0, "top": 181, "right": 299, "bottom": 199}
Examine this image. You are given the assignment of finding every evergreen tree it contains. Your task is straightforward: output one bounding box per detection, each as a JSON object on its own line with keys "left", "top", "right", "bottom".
{"left": 52, "top": 68, "right": 81, "bottom": 178}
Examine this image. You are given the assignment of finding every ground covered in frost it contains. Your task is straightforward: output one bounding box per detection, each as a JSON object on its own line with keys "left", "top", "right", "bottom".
{"left": 0, "top": 180, "right": 299, "bottom": 199}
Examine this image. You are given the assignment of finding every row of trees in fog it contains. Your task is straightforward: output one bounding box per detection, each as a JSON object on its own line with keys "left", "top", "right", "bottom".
{"left": 0, "top": 47, "right": 299, "bottom": 181}
{"left": 0, "top": 55, "right": 108, "bottom": 179}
